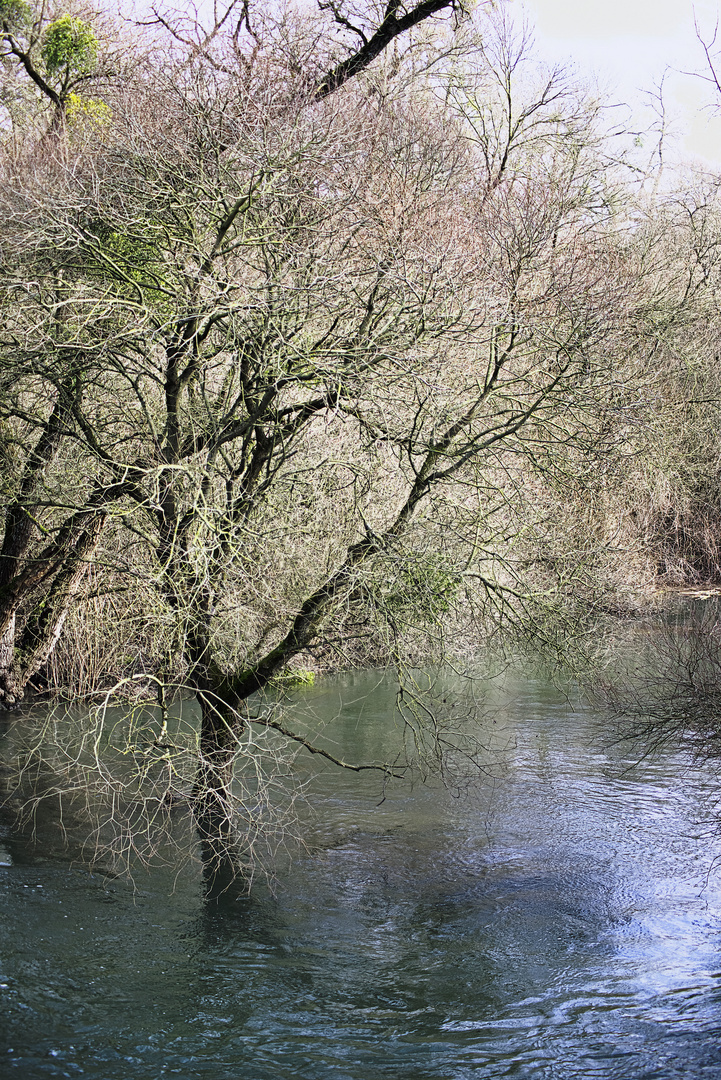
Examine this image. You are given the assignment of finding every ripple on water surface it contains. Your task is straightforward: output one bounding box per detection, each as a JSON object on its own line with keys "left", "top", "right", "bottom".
{"left": 1, "top": 669, "right": 721, "bottom": 1078}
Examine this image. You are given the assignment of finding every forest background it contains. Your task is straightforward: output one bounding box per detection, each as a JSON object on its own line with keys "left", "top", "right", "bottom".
{"left": 2, "top": 0, "right": 721, "bottom": 880}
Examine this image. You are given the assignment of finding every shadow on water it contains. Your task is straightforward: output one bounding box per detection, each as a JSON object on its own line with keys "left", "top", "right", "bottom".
{"left": 1, "top": 667, "right": 721, "bottom": 1078}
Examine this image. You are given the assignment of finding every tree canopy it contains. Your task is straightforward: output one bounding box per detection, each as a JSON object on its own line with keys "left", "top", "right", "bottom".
{"left": 1, "top": 0, "right": 712, "bottom": 883}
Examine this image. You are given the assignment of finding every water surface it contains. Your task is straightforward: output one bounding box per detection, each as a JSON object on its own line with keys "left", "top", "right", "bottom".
{"left": 1, "top": 668, "right": 721, "bottom": 1078}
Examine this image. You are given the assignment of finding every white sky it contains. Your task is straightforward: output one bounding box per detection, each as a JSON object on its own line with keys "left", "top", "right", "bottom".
{"left": 516, "top": 0, "right": 721, "bottom": 167}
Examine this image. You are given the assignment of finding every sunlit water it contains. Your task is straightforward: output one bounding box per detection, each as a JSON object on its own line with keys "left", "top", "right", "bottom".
{"left": 1, "top": 667, "right": 721, "bottom": 1078}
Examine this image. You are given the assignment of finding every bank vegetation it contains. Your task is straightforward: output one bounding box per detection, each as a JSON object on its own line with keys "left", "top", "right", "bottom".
{"left": 2, "top": 0, "right": 721, "bottom": 880}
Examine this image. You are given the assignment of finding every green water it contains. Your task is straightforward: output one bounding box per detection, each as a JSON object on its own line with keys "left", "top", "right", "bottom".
{"left": 1, "top": 668, "right": 721, "bottom": 1078}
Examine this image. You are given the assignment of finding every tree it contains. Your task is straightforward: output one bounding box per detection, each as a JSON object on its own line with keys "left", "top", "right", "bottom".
{"left": 0, "top": 0, "right": 120, "bottom": 137}
{"left": 0, "top": 2, "right": 647, "bottom": 880}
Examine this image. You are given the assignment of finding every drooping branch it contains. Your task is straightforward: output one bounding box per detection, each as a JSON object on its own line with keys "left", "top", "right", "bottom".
{"left": 249, "top": 713, "right": 406, "bottom": 776}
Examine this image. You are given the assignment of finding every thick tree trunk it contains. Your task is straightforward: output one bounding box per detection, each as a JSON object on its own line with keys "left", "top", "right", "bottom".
{"left": 0, "top": 394, "right": 71, "bottom": 707}
{"left": 0, "top": 612, "right": 19, "bottom": 706}
{"left": 0, "top": 515, "right": 106, "bottom": 707}
{"left": 192, "top": 691, "right": 246, "bottom": 877}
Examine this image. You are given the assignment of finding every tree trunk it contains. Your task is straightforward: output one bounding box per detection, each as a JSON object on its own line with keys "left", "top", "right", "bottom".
{"left": 192, "top": 690, "right": 246, "bottom": 879}
{"left": 0, "top": 612, "right": 19, "bottom": 706}
{"left": 0, "top": 514, "right": 106, "bottom": 707}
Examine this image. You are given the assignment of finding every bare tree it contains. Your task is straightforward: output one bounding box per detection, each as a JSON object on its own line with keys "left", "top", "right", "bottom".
{"left": 0, "top": 3, "right": 649, "bottom": 879}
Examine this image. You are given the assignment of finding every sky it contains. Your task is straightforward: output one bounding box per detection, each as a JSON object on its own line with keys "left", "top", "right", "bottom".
{"left": 517, "top": 0, "right": 721, "bottom": 168}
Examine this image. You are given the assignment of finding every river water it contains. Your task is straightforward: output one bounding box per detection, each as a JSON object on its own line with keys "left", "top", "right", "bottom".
{"left": 1, "top": 667, "right": 721, "bottom": 1078}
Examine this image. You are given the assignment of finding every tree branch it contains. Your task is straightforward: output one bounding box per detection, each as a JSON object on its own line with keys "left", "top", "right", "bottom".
{"left": 314, "top": 0, "right": 462, "bottom": 99}
{"left": 249, "top": 713, "right": 406, "bottom": 776}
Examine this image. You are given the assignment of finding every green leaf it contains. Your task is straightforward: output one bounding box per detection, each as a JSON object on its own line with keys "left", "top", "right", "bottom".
{"left": 41, "top": 15, "right": 97, "bottom": 76}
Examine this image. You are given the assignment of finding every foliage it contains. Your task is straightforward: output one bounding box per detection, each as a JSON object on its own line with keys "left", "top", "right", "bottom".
{"left": 66, "top": 90, "right": 110, "bottom": 128}
{"left": 41, "top": 15, "right": 97, "bottom": 75}
{"left": 0, "top": 0, "right": 31, "bottom": 30}
{"left": 272, "top": 669, "right": 316, "bottom": 689}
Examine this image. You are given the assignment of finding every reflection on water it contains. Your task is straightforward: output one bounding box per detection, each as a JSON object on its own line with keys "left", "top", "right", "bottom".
{"left": 1, "top": 668, "right": 721, "bottom": 1078}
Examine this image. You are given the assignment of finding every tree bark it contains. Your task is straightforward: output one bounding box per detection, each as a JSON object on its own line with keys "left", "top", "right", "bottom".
{"left": 0, "top": 514, "right": 106, "bottom": 706}
{"left": 192, "top": 690, "right": 246, "bottom": 875}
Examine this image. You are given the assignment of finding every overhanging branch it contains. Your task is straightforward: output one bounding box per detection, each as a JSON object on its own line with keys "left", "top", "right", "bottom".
{"left": 249, "top": 713, "right": 406, "bottom": 777}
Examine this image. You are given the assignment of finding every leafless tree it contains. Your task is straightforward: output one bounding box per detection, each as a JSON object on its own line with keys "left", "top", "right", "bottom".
{"left": 0, "top": 1, "right": 651, "bottom": 880}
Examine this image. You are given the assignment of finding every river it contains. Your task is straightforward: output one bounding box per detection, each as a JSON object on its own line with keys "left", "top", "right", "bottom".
{"left": 1, "top": 666, "right": 721, "bottom": 1078}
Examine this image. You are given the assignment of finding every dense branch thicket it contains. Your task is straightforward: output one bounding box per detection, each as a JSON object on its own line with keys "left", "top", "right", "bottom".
{"left": 1, "top": 0, "right": 714, "bottom": 877}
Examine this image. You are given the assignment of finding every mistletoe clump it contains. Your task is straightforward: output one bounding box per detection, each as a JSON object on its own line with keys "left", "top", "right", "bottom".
{"left": 41, "top": 14, "right": 97, "bottom": 75}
